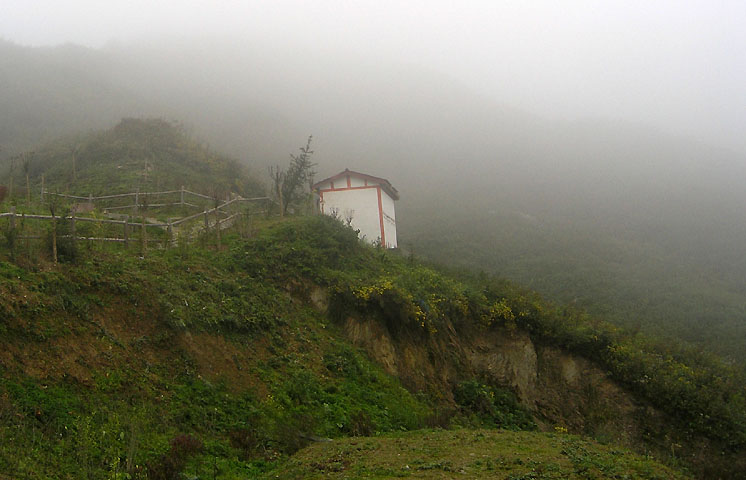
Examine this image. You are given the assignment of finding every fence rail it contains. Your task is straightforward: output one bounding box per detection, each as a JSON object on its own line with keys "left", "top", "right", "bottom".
{"left": 42, "top": 188, "right": 222, "bottom": 202}
{"left": 2, "top": 188, "right": 272, "bottom": 256}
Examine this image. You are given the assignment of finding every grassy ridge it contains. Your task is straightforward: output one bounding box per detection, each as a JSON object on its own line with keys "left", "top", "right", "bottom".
{"left": 2, "top": 118, "right": 264, "bottom": 197}
{"left": 267, "top": 429, "right": 689, "bottom": 479}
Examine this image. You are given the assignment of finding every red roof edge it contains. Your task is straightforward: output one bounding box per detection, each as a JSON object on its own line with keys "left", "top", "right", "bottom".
{"left": 312, "top": 168, "right": 399, "bottom": 200}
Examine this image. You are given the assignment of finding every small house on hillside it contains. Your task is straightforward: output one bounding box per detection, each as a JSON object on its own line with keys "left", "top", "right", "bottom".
{"left": 312, "top": 169, "right": 398, "bottom": 248}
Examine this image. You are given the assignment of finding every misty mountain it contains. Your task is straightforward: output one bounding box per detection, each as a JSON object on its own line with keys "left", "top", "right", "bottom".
{"left": 1, "top": 38, "right": 745, "bottom": 360}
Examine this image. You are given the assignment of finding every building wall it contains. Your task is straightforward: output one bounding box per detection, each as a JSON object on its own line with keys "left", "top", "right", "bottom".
{"left": 317, "top": 173, "right": 398, "bottom": 248}
{"left": 321, "top": 187, "right": 383, "bottom": 244}
{"left": 380, "top": 190, "right": 397, "bottom": 248}
{"left": 349, "top": 175, "right": 366, "bottom": 188}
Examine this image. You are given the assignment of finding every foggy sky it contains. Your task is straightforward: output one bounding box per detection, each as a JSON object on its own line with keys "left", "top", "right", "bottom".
{"left": 1, "top": 0, "right": 744, "bottom": 154}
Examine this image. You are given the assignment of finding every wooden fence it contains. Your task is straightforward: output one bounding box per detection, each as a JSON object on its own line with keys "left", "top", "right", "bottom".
{"left": 42, "top": 186, "right": 229, "bottom": 212}
{"left": 1, "top": 187, "right": 272, "bottom": 254}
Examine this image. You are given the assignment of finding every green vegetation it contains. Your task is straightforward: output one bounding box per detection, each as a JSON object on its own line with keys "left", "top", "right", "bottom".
{"left": 0, "top": 230, "right": 434, "bottom": 478}
{"left": 1, "top": 38, "right": 744, "bottom": 479}
{"left": 4, "top": 34, "right": 746, "bottom": 378}
{"left": 1, "top": 208, "right": 743, "bottom": 477}
{"left": 454, "top": 380, "right": 537, "bottom": 431}
{"left": 2, "top": 117, "right": 264, "bottom": 198}
{"left": 266, "top": 429, "right": 689, "bottom": 479}
{"left": 269, "top": 135, "right": 317, "bottom": 216}
{"left": 402, "top": 198, "right": 746, "bottom": 365}
{"left": 240, "top": 217, "right": 746, "bottom": 454}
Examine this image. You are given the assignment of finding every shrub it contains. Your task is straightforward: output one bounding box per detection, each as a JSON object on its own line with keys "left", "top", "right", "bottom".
{"left": 146, "top": 434, "right": 203, "bottom": 480}
{"left": 454, "top": 380, "right": 536, "bottom": 431}
{"left": 346, "top": 410, "right": 375, "bottom": 437}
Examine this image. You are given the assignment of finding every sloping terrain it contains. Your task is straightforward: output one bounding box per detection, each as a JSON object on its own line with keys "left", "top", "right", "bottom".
{"left": 3, "top": 38, "right": 746, "bottom": 366}
{"left": 0, "top": 215, "right": 744, "bottom": 478}
{"left": 267, "top": 429, "right": 688, "bottom": 479}
{"left": 4, "top": 117, "right": 264, "bottom": 198}
{"left": 0, "top": 219, "right": 430, "bottom": 478}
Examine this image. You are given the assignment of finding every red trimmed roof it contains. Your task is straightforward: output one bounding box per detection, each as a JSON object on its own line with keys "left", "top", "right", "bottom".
{"left": 312, "top": 169, "right": 399, "bottom": 200}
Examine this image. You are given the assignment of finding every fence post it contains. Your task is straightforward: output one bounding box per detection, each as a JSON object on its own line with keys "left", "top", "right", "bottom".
{"left": 204, "top": 210, "right": 209, "bottom": 231}
{"left": 22, "top": 213, "right": 29, "bottom": 257}
{"left": 215, "top": 211, "right": 221, "bottom": 250}
{"left": 180, "top": 186, "right": 185, "bottom": 206}
{"left": 167, "top": 222, "right": 173, "bottom": 247}
{"left": 123, "top": 216, "right": 129, "bottom": 246}
{"left": 9, "top": 206, "right": 16, "bottom": 230}
{"left": 40, "top": 175, "right": 45, "bottom": 202}
{"left": 88, "top": 193, "right": 93, "bottom": 209}
{"left": 140, "top": 221, "right": 147, "bottom": 257}
{"left": 134, "top": 190, "right": 139, "bottom": 215}
{"left": 70, "top": 210, "right": 77, "bottom": 253}
{"left": 51, "top": 210, "right": 57, "bottom": 265}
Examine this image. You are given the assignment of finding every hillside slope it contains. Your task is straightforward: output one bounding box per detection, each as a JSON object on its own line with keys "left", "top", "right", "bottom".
{"left": 401, "top": 197, "right": 746, "bottom": 362}
{"left": 267, "top": 429, "right": 688, "bottom": 479}
{"left": 0, "top": 215, "right": 743, "bottom": 478}
{"left": 3, "top": 38, "right": 746, "bottom": 366}
{"left": 2, "top": 117, "right": 264, "bottom": 198}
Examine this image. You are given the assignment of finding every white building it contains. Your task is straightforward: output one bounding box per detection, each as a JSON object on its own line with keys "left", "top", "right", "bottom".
{"left": 313, "top": 169, "right": 398, "bottom": 248}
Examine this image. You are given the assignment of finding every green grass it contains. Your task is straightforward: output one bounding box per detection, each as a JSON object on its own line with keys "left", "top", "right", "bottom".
{"left": 0, "top": 220, "right": 437, "bottom": 478}
{"left": 265, "top": 429, "right": 690, "bottom": 479}
{"left": 4, "top": 118, "right": 264, "bottom": 198}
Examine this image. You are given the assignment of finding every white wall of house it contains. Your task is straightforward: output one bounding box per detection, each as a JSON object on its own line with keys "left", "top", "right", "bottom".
{"left": 321, "top": 187, "right": 382, "bottom": 244}
{"left": 380, "top": 190, "right": 397, "bottom": 248}
{"left": 317, "top": 172, "right": 398, "bottom": 248}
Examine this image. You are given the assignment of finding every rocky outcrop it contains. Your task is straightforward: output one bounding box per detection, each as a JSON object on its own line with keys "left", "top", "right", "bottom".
{"left": 341, "top": 314, "right": 664, "bottom": 453}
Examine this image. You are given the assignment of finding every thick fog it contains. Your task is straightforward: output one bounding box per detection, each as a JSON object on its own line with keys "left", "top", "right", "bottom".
{"left": 1, "top": 0, "right": 745, "bottom": 155}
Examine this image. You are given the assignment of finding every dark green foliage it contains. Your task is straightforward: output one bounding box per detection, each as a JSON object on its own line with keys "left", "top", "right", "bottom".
{"left": 2, "top": 220, "right": 18, "bottom": 258}
{"left": 265, "top": 346, "right": 428, "bottom": 446}
{"left": 229, "top": 214, "right": 361, "bottom": 282}
{"left": 454, "top": 380, "right": 537, "bottom": 431}
{"left": 44, "top": 217, "right": 78, "bottom": 263}
{"left": 147, "top": 434, "right": 204, "bottom": 480}
{"left": 0, "top": 220, "right": 437, "bottom": 477}
{"left": 156, "top": 263, "right": 288, "bottom": 332}
{"left": 3, "top": 379, "right": 81, "bottom": 432}
{"left": 479, "top": 280, "right": 746, "bottom": 451}
{"left": 274, "top": 136, "right": 316, "bottom": 215}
